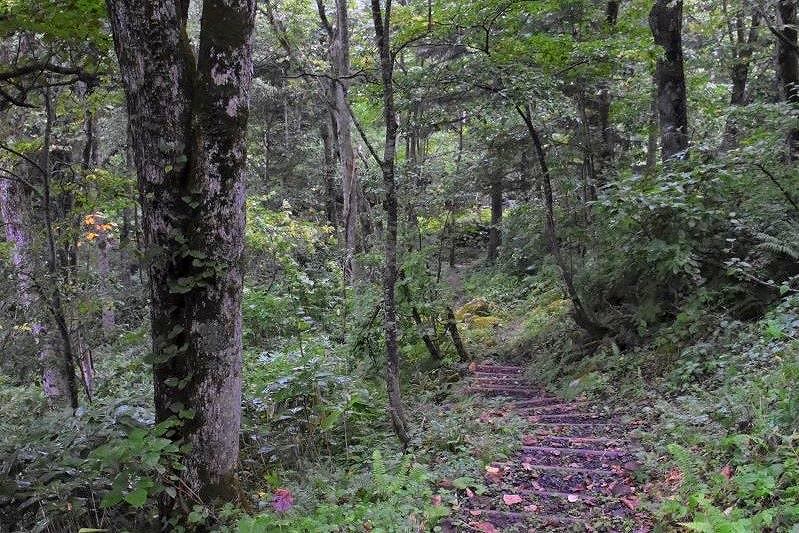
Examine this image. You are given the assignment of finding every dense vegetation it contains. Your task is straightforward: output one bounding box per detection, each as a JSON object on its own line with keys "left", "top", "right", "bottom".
{"left": 1, "top": 0, "right": 797, "bottom": 531}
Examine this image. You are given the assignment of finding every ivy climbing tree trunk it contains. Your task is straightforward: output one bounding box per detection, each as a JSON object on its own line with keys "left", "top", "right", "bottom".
{"left": 105, "top": 0, "right": 256, "bottom": 510}
{"left": 777, "top": 0, "right": 799, "bottom": 158}
{"left": 650, "top": 0, "right": 689, "bottom": 161}
{"left": 371, "top": 0, "right": 409, "bottom": 446}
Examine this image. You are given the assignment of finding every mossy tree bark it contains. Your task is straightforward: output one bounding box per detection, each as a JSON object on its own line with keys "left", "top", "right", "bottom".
{"left": 105, "top": 0, "right": 256, "bottom": 510}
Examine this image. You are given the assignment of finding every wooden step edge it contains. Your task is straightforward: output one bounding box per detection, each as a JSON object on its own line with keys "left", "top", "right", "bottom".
{"left": 509, "top": 397, "right": 562, "bottom": 407}
{"left": 529, "top": 413, "right": 609, "bottom": 421}
{"left": 521, "top": 445, "right": 627, "bottom": 458}
{"left": 515, "top": 401, "right": 589, "bottom": 412}
{"left": 514, "top": 463, "right": 618, "bottom": 476}
{"left": 462, "top": 508, "right": 587, "bottom": 525}
{"left": 528, "top": 422, "right": 615, "bottom": 427}
{"left": 523, "top": 435, "right": 624, "bottom": 444}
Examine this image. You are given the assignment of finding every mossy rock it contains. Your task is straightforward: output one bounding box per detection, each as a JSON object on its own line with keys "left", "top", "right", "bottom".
{"left": 470, "top": 316, "right": 502, "bottom": 329}
{"left": 455, "top": 298, "right": 492, "bottom": 321}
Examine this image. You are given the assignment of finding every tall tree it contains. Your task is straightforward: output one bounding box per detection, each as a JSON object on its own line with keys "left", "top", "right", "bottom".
{"left": 721, "top": 3, "right": 760, "bottom": 148}
{"left": 0, "top": 176, "right": 70, "bottom": 406}
{"left": 650, "top": 0, "right": 689, "bottom": 161}
{"left": 487, "top": 168, "right": 502, "bottom": 263}
{"left": 105, "top": 0, "right": 256, "bottom": 508}
{"left": 777, "top": 0, "right": 799, "bottom": 158}
{"left": 331, "top": 0, "right": 359, "bottom": 281}
{"left": 371, "top": 0, "right": 409, "bottom": 445}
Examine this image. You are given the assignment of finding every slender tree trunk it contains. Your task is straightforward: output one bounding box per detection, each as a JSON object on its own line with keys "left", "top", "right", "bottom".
{"left": 650, "top": 0, "right": 689, "bottom": 161}
{"left": 120, "top": 131, "right": 136, "bottom": 287}
{"left": 331, "top": 0, "right": 358, "bottom": 281}
{"left": 517, "top": 106, "right": 607, "bottom": 339}
{"left": 487, "top": 170, "right": 502, "bottom": 263}
{"left": 399, "top": 278, "right": 441, "bottom": 360}
{"left": 371, "top": 0, "right": 409, "bottom": 446}
{"left": 81, "top": 88, "right": 114, "bottom": 340}
{"left": 606, "top": 1, "right": 620, "bottom": 25}
{"left": 321, "top": 114, "right": 338, "bottom": 227}
{"left": 42, "top": 90, "right": 80, "bottom": 409}
{"left": 722, "top": 11, "right": 760, "bottom": 149}
{"left": 106, "top": 0, "right": 256, "bottom": 508}
{"left": 646, "top": 79, "right": 659, "bottom": 172}
{"left": 446, "top": 306, "right": 468, "bottom": 362}
{"left": 0, "top": 177, "right": 69, "bottom": 406}
{"left": 777, "top": 0, "right": 799, "bottom": 158}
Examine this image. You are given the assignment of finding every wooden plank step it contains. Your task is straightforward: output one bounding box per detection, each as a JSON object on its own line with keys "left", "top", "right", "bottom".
{"left": 463, "top": 508, "right": 587, "bottom": 525}
{"left": 522, "top": 445, "right": 627, "bottom": 458}
{"left": 515, "top": 463, "right": 618, "bottom": 476}
{"left": 516, "top": 487, "right": 594, "bottom": 501}
{"left": 525, "top": 435, "right": 624, "bottom": 445}
{"left": 474, "top": 372, "right": 527, "bottom": 378}
{"left": 529, "top": 413, "right": 607, "bottom": 421}
{"left": 472, "top": 365, "right": 524, "bottom": 374}
{"left": 510, "top": 397, "right": 562, "bottom": 407}
{"left": 516, "top": 401, "right": 589, "bottom": 413}
{"left": 529, "top": 422, "right": 614, "bottom": 428}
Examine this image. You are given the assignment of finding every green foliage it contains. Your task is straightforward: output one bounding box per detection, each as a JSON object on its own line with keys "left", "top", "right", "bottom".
{"left": 242, "top": 339, "right": 384, "bottom": 462}
{"left": 237, "top": 450, "right": 448, "bottom": 532}
{"left": 0, "top": 0, "right": 108, "bottom": 47}
{"left": 244, "top": 197, "right": 341, "bottom": 345}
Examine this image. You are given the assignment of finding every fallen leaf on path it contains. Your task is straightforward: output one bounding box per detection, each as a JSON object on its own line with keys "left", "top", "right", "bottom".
{"left": 665, "top": 468, "right": 684, "bottom": 488}
{"left": 721, "top": 464, "right": 733, "bottom": 480}
{"left": 468, "top": 362, "right": 477, "bottom": 372}
{"left": 610, "top": 482, "right": 633, "bottom": 496}
{"left": 524, "top": 504, "right": 539, "bottom": 512}
{"left": 465, "top": 487, "right": 475, "bottom": 498}
{"left": 475, "top": 522, "right": 498, "bottom": 533}
{"left": 485, "top": 465, "right": 503, "bottom": 481}
{"left": 621, "top": 495, "right": 639, "bottom": 510}
{"left": 567, "top": 494, "right": 580, "bottom": 503}
{"left": 272, "top": 488, "right": 294, "bottom": 513}
{"left": 503, "top": 494, "right": 523, "bottom": 506}
{"left": 522, "top": 462, "right": 534, "bottom": 471}
{"left": 469, "top": 509, "right": 483, "bottom": 516}
{"left": 431, "top": 494, "right": 442, "bottom": 506}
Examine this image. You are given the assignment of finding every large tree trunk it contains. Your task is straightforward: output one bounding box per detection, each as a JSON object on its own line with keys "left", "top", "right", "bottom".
{"left": 487, "top": 170, "right": 502, "bottom": 263}
{"left": 777, "top": 0, "right": 799, "bottom": 158}
{"left": 371, "top": 0, "right": 409, "bottom": 446}
{"left": 650, "top": 0, "right": 689, "bottom": 161}
{"left": 106, "top": 0, "right": 255, "bottom": 508}
{"left": 0, "top": 177, "right": 70, "bottom": 406}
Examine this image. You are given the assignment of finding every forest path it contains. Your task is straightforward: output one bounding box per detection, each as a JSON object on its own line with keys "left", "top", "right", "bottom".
{"left": 449, "top": 362, "right": 652, "bottom": 532}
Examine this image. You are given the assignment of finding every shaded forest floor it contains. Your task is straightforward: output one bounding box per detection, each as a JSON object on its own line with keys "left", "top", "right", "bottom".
{"left": 2, "top": 264, "right": 799, "bottom": 532}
